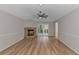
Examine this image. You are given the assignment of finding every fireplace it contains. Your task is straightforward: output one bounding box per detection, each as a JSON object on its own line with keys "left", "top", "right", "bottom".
{"left": 28, "top": 29, "right": 34, "bottom": 36}
{"left": 24, "top": 27, "right": 36, "bottom": 38}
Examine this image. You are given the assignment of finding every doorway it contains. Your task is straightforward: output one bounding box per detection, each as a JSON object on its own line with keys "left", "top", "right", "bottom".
{"left": 55, "top": 22, "right": 58, "bottom": 38}
{"left": 38, "top": 24, "right": 48, "bottom": 36}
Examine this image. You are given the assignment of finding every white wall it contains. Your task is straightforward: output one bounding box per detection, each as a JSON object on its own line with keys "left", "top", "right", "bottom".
{"left": 24, "top": 20, "right": 54, "bottom": 36}
{"left": 24, "top": 20, "right": 38, "bottom": 27}
{"left": 56, "top": 8, "right": 79, "bottom": 54}
{"left": 0, "top": 10, "right": 24, "bottom": 51}
{"left": 48, "top": 22, "right": 54, "bottom": 36}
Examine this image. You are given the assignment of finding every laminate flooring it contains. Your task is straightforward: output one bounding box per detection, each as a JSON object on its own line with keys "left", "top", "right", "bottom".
{"left": 0, "top": 36, "right": 77, "bottom": 55}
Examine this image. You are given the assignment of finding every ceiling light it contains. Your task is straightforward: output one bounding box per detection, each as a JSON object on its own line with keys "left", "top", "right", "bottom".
{"left": 37, "top": 11, "right": 48, "bottom": 19}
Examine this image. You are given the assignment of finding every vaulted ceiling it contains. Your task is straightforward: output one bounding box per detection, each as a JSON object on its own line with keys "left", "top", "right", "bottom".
{"left": 0, "top": 4, "right": 79, "bottom": 22}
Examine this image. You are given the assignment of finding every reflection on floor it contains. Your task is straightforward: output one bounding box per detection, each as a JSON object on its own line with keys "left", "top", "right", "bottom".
{"left": 0, "top": 36, "right": 77, "bottom": 55}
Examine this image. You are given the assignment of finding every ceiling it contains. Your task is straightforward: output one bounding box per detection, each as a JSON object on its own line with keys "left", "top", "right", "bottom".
{"left": 0, "top": 4, "right": 79, "bottom": 22}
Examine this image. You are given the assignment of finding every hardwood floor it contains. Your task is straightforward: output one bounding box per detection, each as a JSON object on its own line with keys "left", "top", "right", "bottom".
{"left": 0, "top": 36, "right": 77, "bottom": 55}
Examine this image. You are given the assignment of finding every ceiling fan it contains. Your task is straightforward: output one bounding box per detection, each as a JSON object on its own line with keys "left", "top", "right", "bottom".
{"left": 37, "top": 11, "right": 48, "bottom": 19}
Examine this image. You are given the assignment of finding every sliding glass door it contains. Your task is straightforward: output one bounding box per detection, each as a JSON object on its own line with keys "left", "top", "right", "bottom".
{"left": 38, "top": 24, "right": 48, "bottom": 36}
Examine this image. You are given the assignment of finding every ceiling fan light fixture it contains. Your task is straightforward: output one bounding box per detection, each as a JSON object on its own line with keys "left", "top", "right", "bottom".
{"left": 37, "top": 11, "right": 48, "bottom": 19}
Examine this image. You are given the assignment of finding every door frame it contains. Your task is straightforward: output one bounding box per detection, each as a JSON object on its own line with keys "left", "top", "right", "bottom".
{"left": 55, "top": 22, "right": 58, "bottom": 38}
